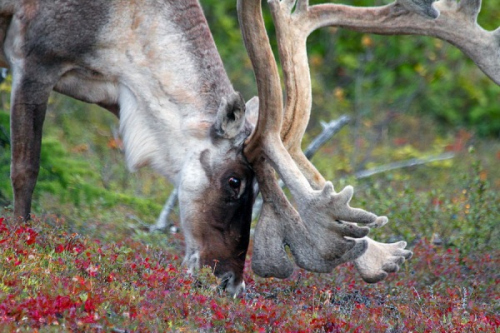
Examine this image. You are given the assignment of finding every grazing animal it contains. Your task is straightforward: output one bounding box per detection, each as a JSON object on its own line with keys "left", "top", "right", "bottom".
{"left": 1, "top": 0, "right": 257, "bottom": 294}
{"left": 2, "top": 0, "right": 496, "bottom": 294}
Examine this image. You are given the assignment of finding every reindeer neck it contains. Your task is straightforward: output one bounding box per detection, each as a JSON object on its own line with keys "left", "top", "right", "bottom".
{"left": 96, "top": 0, "right": 233, "bottom": 115}
{"left": 89, "top": 0, "right": 234, "bottom": 180}
{"left": 167, "top": 1, "right": 234, "bottom": 111}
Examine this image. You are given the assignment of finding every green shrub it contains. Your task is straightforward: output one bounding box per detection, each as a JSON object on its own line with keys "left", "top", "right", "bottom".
{"left": 0, "top": 109, "right": 163, "bottom": 221}
{"left": 357, "top": 150, "right": 499, "bottom": 253}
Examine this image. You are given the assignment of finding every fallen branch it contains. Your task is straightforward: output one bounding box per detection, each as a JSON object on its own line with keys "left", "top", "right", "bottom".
{"left": 354, "top": 152, "right": 456, "bottom": 179}
{"left": 150, "top": 188, "right": 178, "bottom": 232}
{"left": 305, "top": 116, "right": 350, "bottom": 159}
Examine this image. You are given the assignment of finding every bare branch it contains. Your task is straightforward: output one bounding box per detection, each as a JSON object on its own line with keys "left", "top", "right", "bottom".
{"left": 150, "top": 188, "right": 178, "bottom": 233}
{"left": 305, "top": 116, "right": 350, "bottom": 159}
{"left": 354, "top": 152, "right": 456, "bottom": 179}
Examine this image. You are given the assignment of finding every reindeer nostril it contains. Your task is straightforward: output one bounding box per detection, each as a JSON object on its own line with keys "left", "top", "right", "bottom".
{"left": 218, "top": 272, "right": 245, "bottom": 297}
{"left": 218, "top": 271, "right": 234, "bottom": 290}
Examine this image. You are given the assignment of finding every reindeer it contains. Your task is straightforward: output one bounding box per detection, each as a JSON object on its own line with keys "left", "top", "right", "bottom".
{"left": 1, "top": 0, "right": 496, "bottom": 295}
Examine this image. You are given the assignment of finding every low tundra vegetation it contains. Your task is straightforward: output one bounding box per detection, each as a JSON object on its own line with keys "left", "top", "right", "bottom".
{"left": 0, "top": 189, "right": 498, "bottom": 332}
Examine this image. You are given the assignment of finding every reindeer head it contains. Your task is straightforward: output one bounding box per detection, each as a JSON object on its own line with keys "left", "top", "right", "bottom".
{"left": 176, "top": 92, "right": 257, "bottom": 294}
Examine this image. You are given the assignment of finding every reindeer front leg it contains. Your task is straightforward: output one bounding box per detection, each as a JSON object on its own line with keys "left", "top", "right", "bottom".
{"left": 10, "top": 65, "right": 57, "bottom": 221}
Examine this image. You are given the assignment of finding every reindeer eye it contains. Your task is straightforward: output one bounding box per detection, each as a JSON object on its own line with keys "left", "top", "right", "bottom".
{"left": 228, "top": 177, "right": 241, "bottom": 189}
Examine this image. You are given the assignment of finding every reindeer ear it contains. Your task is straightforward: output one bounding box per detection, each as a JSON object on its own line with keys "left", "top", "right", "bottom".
{"left": 213, "top": 92, "right": 246, "bottom": 139}
{"left": 245, "top": 96, "right": 259, "bottom": 129}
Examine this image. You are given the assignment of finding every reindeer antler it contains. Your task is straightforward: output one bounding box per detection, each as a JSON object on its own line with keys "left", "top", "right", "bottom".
{"left": 238, "top": 0, "right": 391, "bottom": 279}
{"left": 269, "top": 0, "right": 499, "bottom": 281}
{"left": 243, "top": 0, "right": 498, "bottom": 282}
{"left": 295, "top": 0, "right": 500, "bottom": 84}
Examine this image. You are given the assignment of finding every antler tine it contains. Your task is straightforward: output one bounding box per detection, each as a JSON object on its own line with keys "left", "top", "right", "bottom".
{"left": 303, "top": 0, "right": 500, "bottom": 85}
{"left": 252, "top": 159, "right": 370, "bottom": 278}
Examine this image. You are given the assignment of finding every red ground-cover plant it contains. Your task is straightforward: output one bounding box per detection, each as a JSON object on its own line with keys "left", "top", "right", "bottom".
{"left": 0, "top": 215, "right": 498, "bottom": 332}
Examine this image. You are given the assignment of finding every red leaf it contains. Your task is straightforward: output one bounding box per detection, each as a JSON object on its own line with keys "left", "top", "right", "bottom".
{"left": 55, "top": 244, "right": 64, "bottom": 253}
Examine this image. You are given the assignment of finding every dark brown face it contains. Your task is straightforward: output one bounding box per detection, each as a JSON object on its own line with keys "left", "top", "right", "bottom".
{"left": 177, "top": 148, "right": 255, "bottom": 294}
